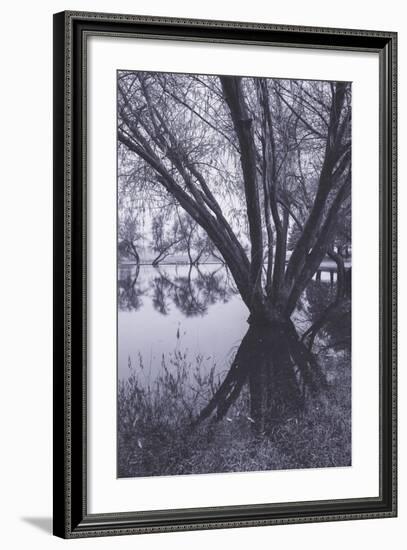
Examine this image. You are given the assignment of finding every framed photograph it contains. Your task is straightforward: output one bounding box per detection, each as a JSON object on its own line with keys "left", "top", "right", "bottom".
{"left": 53, "top": 11, "right": 397, "bottom": 538}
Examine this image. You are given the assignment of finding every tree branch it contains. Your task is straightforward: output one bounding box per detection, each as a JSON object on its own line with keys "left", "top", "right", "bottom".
{"left": 286, "top": 177, "right": 351, "bottom": 314}
{"left": 284, "top": 82, "right": 349, "bottom": 294}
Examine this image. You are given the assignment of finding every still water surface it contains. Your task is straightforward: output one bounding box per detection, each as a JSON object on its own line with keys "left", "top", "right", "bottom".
{"left": 117, "top": 263, "right": 341, "bottom": 383}
{"left": 118, "top": 264, "right": 249, "bottom": 382}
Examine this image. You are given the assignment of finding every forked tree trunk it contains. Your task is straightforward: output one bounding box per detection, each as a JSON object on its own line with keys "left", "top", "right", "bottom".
{"left": 195, "top": 315, "right": 327, "bottom": 431}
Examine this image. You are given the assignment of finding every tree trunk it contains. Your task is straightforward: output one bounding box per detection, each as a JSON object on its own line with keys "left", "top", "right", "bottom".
{"left": 195, "top": 315, "right": 326, "bottom": 431}
{"left": 248, "top": 321, "right": 303, "bottom": 433}
{"left": 152, "top": 252, "right": 169, "bottom": 266}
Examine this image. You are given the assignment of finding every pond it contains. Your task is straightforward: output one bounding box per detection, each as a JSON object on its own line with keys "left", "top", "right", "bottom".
{"left": 118, "top": 264, "right": 249, "bottom": 383}
{"left": 117, "top": 263, "right": 347, "bottom": 384}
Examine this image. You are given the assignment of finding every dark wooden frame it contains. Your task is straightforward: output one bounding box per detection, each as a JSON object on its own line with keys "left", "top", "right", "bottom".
{"left": 53, "top": 10, "right": 397, "bottom": 539}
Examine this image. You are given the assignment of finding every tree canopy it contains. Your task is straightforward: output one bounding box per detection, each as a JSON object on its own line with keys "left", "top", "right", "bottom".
{"left": 118, "top": 71, "right": 351, "bottom": 322}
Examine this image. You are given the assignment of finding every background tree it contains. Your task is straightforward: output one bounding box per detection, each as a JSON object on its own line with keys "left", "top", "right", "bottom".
{"left": 118, "top": 213, "right": 143, "bottom": 265}
{"left": 150, "top": 215, "right": 183, "bottom": 266}
{"left": 175, "top": 211, "right": 219, "bottom": 265}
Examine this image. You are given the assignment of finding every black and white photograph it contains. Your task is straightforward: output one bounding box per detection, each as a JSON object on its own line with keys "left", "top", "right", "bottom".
{"left": 0, "top": 1, "right": 401, "bottom": 545}
{"left": 117, "top": 71, "right": 352, "bottom": 478}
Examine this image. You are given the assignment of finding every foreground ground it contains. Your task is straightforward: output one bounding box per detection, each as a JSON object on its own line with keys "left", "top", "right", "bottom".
{"left": 118, "top": 345, "right": 351, "bottom": 478}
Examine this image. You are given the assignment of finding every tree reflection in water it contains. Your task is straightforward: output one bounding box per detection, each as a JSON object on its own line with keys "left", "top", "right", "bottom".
{"left": 118, "top": 263, "right": 350, "bottom": 432}
{"left": 117, "top": 264, "right": 145, "bottom": 312}
{"left": 150, "top": 265, "right": 237, "bottom": 317}
{"left": 117, "top": 263, "right": 350, "bottom": 355}
{"left": 303, "top": 280, "right": 351, "bottom": 354}
{"left": 118, "top": 263, "right": 238, "bottom": 316}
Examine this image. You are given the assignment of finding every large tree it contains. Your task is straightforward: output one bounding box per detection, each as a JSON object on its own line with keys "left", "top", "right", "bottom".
{"left": 117, "top": 71, "right": 351, "bottom": 431}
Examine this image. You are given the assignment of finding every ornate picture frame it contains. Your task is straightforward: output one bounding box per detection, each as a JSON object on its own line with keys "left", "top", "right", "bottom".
{"left": 53, "top": 11, "right": 397, "bottom": 538}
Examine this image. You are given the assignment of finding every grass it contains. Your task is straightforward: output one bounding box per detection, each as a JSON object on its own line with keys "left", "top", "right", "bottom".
{"left": 117, "top": 345, "right": 351, "bottom": 478}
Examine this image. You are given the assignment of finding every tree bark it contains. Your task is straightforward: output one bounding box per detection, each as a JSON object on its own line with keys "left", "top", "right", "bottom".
{"left": 194, "top": 319, "right": 326, "bottom": 429}
{"left": 220, "top": 76, "right": 265, "bottom": 314}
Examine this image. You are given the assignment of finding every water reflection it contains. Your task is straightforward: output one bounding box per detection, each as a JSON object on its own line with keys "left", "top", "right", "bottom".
{"left": 117, "top": 264, "right": 245, "bottom": 381}
{"left": 117, "top": 264, "right": 350, "bottom": 383}
{"left": 150, "top": 266, "right": 236, "bottom": 317}
{"left": 304, "top": 280, "right": 351, "bottom": 352}
{"left": 117, "top": 266, "right": 145, "bottom": 312}
{"left": 118, "top": 264, "right": 237, "bottom": 316}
